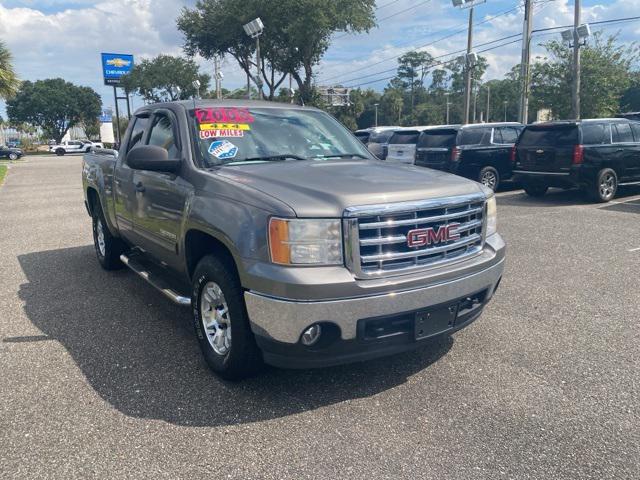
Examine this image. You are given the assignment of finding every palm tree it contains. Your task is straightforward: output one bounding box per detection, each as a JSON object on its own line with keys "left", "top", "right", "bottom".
{"left": 0, "top": 40, "right": 19, "bottom": 99}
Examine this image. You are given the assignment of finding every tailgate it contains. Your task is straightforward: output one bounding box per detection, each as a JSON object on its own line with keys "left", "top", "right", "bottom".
{"left": 387, "top": 144, "right": 416, "bottom": 164}
{"left": 516, "top": 124, "right": 578, "bottom": 173}
{"left": 415, "top": 148, "right": 450, "bottom": 170}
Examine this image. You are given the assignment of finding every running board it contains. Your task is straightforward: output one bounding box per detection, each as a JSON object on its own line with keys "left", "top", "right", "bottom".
{"left": 120, "top": 253, "right": 191, "bottom": 307}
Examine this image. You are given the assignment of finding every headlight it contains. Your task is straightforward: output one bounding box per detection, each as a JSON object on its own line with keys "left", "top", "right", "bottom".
{"left": 269, "top": 218, "right": 343, "bottom": 266}
{"left": 486, "top": 195, "right": 497, "bottom": 237}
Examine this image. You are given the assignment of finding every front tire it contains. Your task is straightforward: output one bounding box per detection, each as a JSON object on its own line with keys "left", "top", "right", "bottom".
{"left": 478, "top": 166, "right": 500, "bottom": 191}
{"left": 523, "top": 183, "right": 548, "bottom": 197}
{"left": 55, "top": 149, "right": 65, "bottom": 156}
{"left": 8, "top": 153, "right": 18, "bottom": 161}
{"left": 589, "top": 168, "right": 617, "bottom": 203}
{"left": 91, "top": 200, "right": 124, "bottom": 270}
{"left": 192, "top": 255, "right": 262, "bottom": 380}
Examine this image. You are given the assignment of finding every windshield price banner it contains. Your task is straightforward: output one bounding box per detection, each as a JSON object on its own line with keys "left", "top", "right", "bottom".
{"left": 196, "top": 108, "right": 254, "bottom": 139}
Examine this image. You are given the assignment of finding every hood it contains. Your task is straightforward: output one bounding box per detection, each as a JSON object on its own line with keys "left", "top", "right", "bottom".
{"left": 215, "top": 159, "right": 485, "bottom": 217}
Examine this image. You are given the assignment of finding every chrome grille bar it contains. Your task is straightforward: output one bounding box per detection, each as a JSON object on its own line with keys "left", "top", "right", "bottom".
{"left": 360, "top": 234, "right": 482, "bottom": 263}
{"left": 359, "top": 219, "right": 483, "bottom": 246}
{"left": 358, "top": 207, "right": 483, "bottom": 230}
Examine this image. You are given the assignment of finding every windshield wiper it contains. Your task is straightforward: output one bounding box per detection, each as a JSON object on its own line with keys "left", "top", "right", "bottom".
{"left": 233, "top": 154, "right": 309, "bottom": 163}
{"left": 313, "top": 153, "right": 368, "bottom": 159}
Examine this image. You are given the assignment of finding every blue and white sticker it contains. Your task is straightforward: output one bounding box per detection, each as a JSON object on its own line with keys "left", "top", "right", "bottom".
{"left": 208, "top": 140, "right": 238, "bottom": 160}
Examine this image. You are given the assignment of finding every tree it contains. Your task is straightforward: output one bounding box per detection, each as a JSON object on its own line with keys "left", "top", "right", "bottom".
{"left": 178, "top": 0, "right": 376, "bottom": 103}
{"left": 395, "top": 51, "right": 433, "bottom": 112}
{"left": 121, "top": 55, "right": 210, "bottom": 103}
{"left": 0, "top": 41, "right": 20, "bottom": 100}
{"left": 620, "top": 72, "right": 640, "bottom": 112}
{"left": 530, "top": 33, "right": 639, "bottom": 120}
{"left": 6, "top": 79, "right": 101, "bottom": 144}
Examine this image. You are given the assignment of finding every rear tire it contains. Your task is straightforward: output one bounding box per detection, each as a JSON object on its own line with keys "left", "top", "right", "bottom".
{"left": 478, "top": 166, "right": 500, "bottom": 191}
{"left": 192, "top": 255, "right": 263, "bottom": 380}
{"left": 55, "top": 149, "right": 65, "bottom": 156}
{"left": 8, "top": 153, "right": 18, "bottom": 160}
{"left": 589, "top": 168, "right": 617, "bottom": 203}
{"left": 91, "top": 200, "right": 124, "bottom": 270}
{"left": 523, "top": 183, "right": 548, "bottom": 197}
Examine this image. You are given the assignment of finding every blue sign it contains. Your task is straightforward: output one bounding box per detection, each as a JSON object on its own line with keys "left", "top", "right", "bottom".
{"left": 99, "top": 109, "right": 113, "bottom": 123}
{"left": 101, "top": 53, "right": 134, "bottom": 86}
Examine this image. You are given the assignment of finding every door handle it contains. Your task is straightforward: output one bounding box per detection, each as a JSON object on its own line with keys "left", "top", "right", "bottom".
{"left": 135, "top": 182, "right": 145, "bottom": 193}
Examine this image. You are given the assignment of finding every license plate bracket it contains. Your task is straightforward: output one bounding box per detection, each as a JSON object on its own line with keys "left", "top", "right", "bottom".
{"left": 414, "top": 304, "right": 458, "bottom": 340}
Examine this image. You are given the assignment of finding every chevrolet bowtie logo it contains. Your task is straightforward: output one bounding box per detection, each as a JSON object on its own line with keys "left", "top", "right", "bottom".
{"left": 106, "top": 58, "right": 131, "bottom": 68}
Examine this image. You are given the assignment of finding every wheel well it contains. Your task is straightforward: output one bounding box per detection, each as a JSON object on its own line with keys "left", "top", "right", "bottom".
{"left": 184, "top": 230, "right": 238, "bottom": 281}
{"left": 86, "top": 187, "right": 99, "bottom": 216}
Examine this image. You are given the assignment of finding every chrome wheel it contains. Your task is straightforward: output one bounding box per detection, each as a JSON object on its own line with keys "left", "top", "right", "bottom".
{"left": 599, "top": 172, "right": 616, "bottom": 200}
{"left": 96, "top": 219, "right": 106, "bottom": 257}
{"left": 9, "top": 153, "right": 17, "bottom": 160}
{"left": 480, "top": 170, "right": 498, "bottom": 190}
{"left": 200, "top": 282, "right": 232, "bottom": 356}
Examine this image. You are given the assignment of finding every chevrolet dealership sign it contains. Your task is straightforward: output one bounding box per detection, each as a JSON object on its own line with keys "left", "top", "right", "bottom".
{"left": 101, "top": 53, "right": 134, "bottom": 86}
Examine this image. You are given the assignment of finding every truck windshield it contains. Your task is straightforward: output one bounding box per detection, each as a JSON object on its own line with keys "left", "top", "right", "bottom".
{"left": 191, "top": 107, "right": 370, "bottom": 166}
{"left": 417, "top": 130, "right": 457, "bottom": 148}
{"left": 519, "top": 125, "right": 579, "bottom": 147}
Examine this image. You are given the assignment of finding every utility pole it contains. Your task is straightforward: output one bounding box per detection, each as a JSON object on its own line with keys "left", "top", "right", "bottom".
{"left": 518, "top": 0, "right": 533, "bottom": 124}
{"left": 214, "top": 57, "right": 222, "bottom": 99}
{"left": 572, "top": 0, "right": 581, "bottom": 119}
{"left": 445, "top": 92, "right": 451, "bottom": 124}
{"left": 486, "top": 85, "right": 491, "bottom": 123}
{"left": 374, "top": 103, "right": 379, "bottom": 127}
{"left": 463, "top": 6, "right": 474, "bottom": 125}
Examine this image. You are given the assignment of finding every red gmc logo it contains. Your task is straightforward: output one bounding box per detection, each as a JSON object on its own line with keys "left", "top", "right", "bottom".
{"left": 407, "top": 223, "right": 461, "bottom": 248}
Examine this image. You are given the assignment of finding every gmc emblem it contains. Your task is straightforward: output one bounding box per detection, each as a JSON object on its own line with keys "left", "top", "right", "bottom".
{"left": 407, "top": 223, "right": 461, "bottom": 248}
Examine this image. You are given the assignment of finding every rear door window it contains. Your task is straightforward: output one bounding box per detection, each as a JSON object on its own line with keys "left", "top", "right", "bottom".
{"left": 417, "top": 130, "right": 457, "bottom": 148}
{"left": 613, "top": 123, "right": 634, "bottom": 143}
{"left": 355, "top": 132, "right": 370, "bottom": 143}
{"left": 581, "top": 123, "right": 609, "bottom": 145}
{"left": 459, "top": 128, "right": 491, "bottom": 145}
{"left": 497, "top": 127, "right": 519, "bottom": 144}
{"left": 369, "top": 130, "right": 396, "bottom": 143}
{"left": 518, "top": 126, "right": 579, "bottom": 147}
{"left": 389, "top": 131, "right": 420, "bottom": 145}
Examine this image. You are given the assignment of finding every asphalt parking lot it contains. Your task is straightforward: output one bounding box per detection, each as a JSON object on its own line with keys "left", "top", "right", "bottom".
{"left": 1, "top": 155, "right": 639, "bottom": 479}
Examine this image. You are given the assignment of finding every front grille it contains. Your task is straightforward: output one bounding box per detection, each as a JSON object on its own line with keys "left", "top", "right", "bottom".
{"left": 344, "top": 195, "right": 486, "bottom": 278}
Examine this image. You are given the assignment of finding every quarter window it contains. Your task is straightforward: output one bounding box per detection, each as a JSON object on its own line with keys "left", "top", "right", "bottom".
{"left": 147, "top": 114, "right": 179, "bottom": 157}
{"left": 630, "top": 123, "right": 640, "bottom": 142}
{"left": 581, "top": 123, "right": 609, "bottom": 145}
{"left": 612, "top": 123, "right": 634, "bottom": 143}
{"left": 127, "top": 116, "right": 149, "bottom": 152}
{"left": 498, "top": 127, "right": 519, "bottom": 144}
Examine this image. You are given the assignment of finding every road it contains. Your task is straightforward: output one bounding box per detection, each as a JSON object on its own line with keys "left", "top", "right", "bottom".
{"left": 1, "top": 155, "right": 639, "bottom": 479}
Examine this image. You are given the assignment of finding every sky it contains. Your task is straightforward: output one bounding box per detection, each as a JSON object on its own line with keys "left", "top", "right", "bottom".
{"left": 1, "top": 0, "right": 638, "bottom": 116}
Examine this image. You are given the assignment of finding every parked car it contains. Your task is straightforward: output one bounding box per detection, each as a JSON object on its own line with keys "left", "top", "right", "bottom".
{"left": 366, "top": 126, "right": 400, "bottom": 159}
{"left": 512, "top": 118, "right": 640, "bottom": 202}
{"left": 415, "top": 122, "right": 524, "bottom": 190}
{"left": 385, "top": 126, "right": 432, "bottom": 164}
{"left": 0, "top": 144, "right": 23, "bottom": 160}
{"left": 50, "top": 140, "right": 104, "bottom": 155}
{"left": 82, "top": 100, "right": 505, "bottom": 379}
{"left": 354, "top": 129, "right": 372, "bottom": 144}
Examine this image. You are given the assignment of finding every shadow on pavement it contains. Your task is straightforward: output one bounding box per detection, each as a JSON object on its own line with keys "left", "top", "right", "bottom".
{"left": 497, "top": 184, "right": 640, "bottom": 208}
{"left": 16, "top": 245, "right": 452, "bottom": 427}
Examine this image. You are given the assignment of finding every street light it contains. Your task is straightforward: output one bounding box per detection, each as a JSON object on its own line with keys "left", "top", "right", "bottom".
{"left": 451, "top": 0, "right": 486, "bottom": 124}
{"left": 192, "top": 79, "right": 201, "bottom": 99}
{"left": 243, "top": 18, "right": 264, "bottom": 99}
{"left": 444, "top": 92, "right": 451, "bottom": 124}
{"left": 503, "top": 101, "right": 508, "bottom": 122}
{"left": 374, "top": 103, "right": 379, "bottom": 127}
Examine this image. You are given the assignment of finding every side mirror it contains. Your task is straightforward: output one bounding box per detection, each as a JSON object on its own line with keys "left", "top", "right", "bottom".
{"left": 127, "top": 145, "right": 181, "bottom": 173}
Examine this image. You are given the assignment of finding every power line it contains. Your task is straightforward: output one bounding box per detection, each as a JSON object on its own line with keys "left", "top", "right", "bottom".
{"left": 321, "top": 4, "right": 523, "bottom": 83}
{"left": 376, "top": 0, "right": 403, "bottom": 11}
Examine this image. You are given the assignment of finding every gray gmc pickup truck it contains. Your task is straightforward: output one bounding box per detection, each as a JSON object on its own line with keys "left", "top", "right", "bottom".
{"left": 82, "top": 100, "right": 505, "bottom": 379}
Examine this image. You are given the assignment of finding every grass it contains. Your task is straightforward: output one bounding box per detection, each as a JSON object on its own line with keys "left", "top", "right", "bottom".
{"left": 0, "top": 165, "right": 7, "bottom": 186}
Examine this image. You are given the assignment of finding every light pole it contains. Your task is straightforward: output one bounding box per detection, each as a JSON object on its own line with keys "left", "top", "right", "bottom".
{"left": 192, "top": 80, "right": 201, "bottom": 99}
{"left": 485, "top": 84, "right": 491, "bottom": 123}
{"left": 561, "top": 10, "right": 590, "bottom": 119}
{"left": 503, "top": 101, "right": 508, "bottom": 122}
{"left": 452, "top": 0, "right": 485, "bottom": 125}
{"left": 444, "top": 92, "right": 451, "bottom": 124}
{"left": 243, "top": 18, "right": 264, "bottom": 100}
{"left": 374, "top": 103, "right": 379, "bottom": 127}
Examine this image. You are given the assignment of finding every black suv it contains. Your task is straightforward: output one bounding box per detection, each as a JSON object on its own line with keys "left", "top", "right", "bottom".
{"left": 512, "top": 119, "right": 640, "bottom": 202}
{"left": 415, "top": 123, "right": 523, "bottom": 190}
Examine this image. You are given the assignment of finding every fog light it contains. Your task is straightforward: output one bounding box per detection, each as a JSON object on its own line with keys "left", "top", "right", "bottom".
{"left": 301, "top": 324, "right": 322, "bottom": 346}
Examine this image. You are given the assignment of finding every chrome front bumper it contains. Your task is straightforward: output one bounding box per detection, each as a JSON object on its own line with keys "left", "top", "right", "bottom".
{"left": 245, "top": 257, "right": 504, "bottom": 344}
